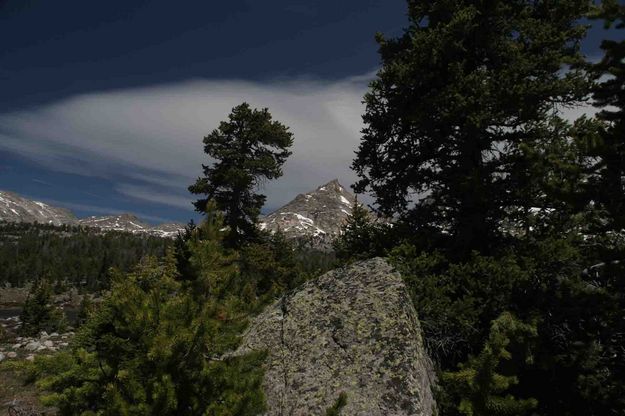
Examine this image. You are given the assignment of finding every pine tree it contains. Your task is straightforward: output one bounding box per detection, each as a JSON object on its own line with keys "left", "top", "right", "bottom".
{"left": 187, "top": 200, "right": 239, "bottom": 299}
{"left": 333, "top": 200, "right": 392, "bottom": 261}
{"left": 189, "top": 103, "right": 293, "bottom": 248}
{"left": 76, "top": 294, "right": 94, "bottom": 327}
{"left": 20, "top": 280, "right": 66, "bottom": 336}
{"left": 587, "top": 0, "right": 625, "bottom": 233}
{"left": 443, "top": 312, "right": 538, "bottom": 416}
{"left": 32, "top": 242, "right": 266, "bottom": 415}
{"left": 352, "top": 0, "right": 591, "bottom": 258}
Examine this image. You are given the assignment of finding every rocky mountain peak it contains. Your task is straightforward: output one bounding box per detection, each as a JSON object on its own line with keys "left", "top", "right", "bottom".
{"left": 315, "top": 178, "right": 342, "bottom": 192}
{"left": 259, "top": 179, "right": 359, "bottom": 247}
{"left": 118, "top": 213, "right": 140, "bottom": 220}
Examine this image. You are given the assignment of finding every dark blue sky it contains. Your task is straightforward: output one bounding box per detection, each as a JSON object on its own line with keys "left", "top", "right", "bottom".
{"left": 0, "top": 0, "right": 622, "bottom": 224}
{"left": 0, "top": 0, "right": 406, "bottom": 112}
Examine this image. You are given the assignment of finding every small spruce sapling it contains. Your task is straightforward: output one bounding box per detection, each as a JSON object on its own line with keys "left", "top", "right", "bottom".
{"left": 20, "top": 280, "right": 66, "bottom": 336}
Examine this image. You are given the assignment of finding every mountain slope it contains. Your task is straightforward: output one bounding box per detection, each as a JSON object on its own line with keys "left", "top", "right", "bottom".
{"left": 0, "top": 191, "right": 77, "bottom": 226}
{"left": 0, "top": 191, "right": 184, "bottom": 238}
{"left": 150, "top": 222, "right": 189, "bottom": 238}
{"left": 259, "top": 179, "right": 358, "bottom": 246}
{"left": 78, "top": 215, "right": 184, "bottom": 238}
{"left": 78, "top": 214, "right": 150, "bottom": 233}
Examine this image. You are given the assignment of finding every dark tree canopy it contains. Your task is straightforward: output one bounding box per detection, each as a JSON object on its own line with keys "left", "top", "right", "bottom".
{"left": 189, "top": 102, "right": 293, "bottom": 247}
{"left": 353, "top": 0, "right": 591, "bottom": 257}
{"left": 587, "top": 0, "right": 625, "bottom": 232}
{"left": 0, "top": 221, "right": 170, "bottom": 289}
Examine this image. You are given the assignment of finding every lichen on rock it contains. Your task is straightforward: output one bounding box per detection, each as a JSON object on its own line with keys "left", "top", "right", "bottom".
{"left": 236, "top": 257, "right": 437, "bottom": 416}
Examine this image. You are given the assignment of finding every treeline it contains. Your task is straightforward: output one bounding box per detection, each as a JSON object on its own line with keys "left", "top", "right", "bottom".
{"left": 0, "top": 221, "right": 171, "bottom": 289}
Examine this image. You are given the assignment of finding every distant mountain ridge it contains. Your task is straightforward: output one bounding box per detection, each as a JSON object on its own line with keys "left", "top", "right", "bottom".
{"left": 77, "top": 214, "right": 185, "bottom": 238}
{"left": 0, "top": 191, "right": 185, "bottom": 238}
{"left": 1, "top": 180, "right": 366, "bottom": 244}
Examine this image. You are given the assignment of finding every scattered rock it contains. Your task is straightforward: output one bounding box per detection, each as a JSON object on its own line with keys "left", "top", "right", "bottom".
{"left": 24, "top": 341, "right": 41, "bottom": 351}
{"left": 236, "top": 258, "right": 437, "bottom": 416}
{"left": 0, "top": 352, "right": 4, "bottom": 362}
{"left": 7, "top": 351, "right": 17, "bottom": 358}
{"left": 25, "top": 354, "right": 35, "bottom": 361}
{"left": 43, "top": 340, "right": 54, "bottom": 348}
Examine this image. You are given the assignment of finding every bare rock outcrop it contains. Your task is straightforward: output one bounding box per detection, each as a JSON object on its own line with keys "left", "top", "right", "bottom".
{"left": 236, "top": 257, "right": 436, "bottom": 416}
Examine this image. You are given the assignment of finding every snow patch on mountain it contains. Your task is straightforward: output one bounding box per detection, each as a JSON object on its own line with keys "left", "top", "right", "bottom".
{"left": 78, "top": 214, "right": 184, "bottom": 237}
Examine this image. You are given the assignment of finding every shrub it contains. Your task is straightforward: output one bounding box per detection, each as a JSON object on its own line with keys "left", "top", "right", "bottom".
{"left": 20, "top": 280, "right": 66, "bottom": 337}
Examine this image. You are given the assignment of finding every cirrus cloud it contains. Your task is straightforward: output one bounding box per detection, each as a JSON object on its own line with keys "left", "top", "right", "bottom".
{"left": 0, "top": 72, "right": 599, "bottom": 215}
{"left": 0, "top": 74, "right": 373, "bottom": 212}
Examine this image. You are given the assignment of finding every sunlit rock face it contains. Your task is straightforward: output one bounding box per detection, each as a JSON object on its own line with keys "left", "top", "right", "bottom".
{"left": 0, "top": 191, "right": 76, "bottom": 226}
{"left": 235, "top": 258, "right": 437, "bottom": 416}
{"left": 259, "top": 179, "right": 362, "bottom": 249}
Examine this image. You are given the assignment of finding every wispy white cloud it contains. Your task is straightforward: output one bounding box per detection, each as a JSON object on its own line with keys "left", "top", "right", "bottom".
{"left": 0, "top": 72, "right": 601, "bottom": 214}
{"left": 31, "top": 178, "right": 53, "bottom": 186}
{"left": 0, "top": 74, "right": 373, "bottom": 212}
{"left": 115, "top": 183, "right": 193, "bottom": 210}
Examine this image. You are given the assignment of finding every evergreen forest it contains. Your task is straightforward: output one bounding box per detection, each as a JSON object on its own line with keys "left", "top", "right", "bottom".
{"left": 0, "top": 221, "right": 171, "bottom": 290}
